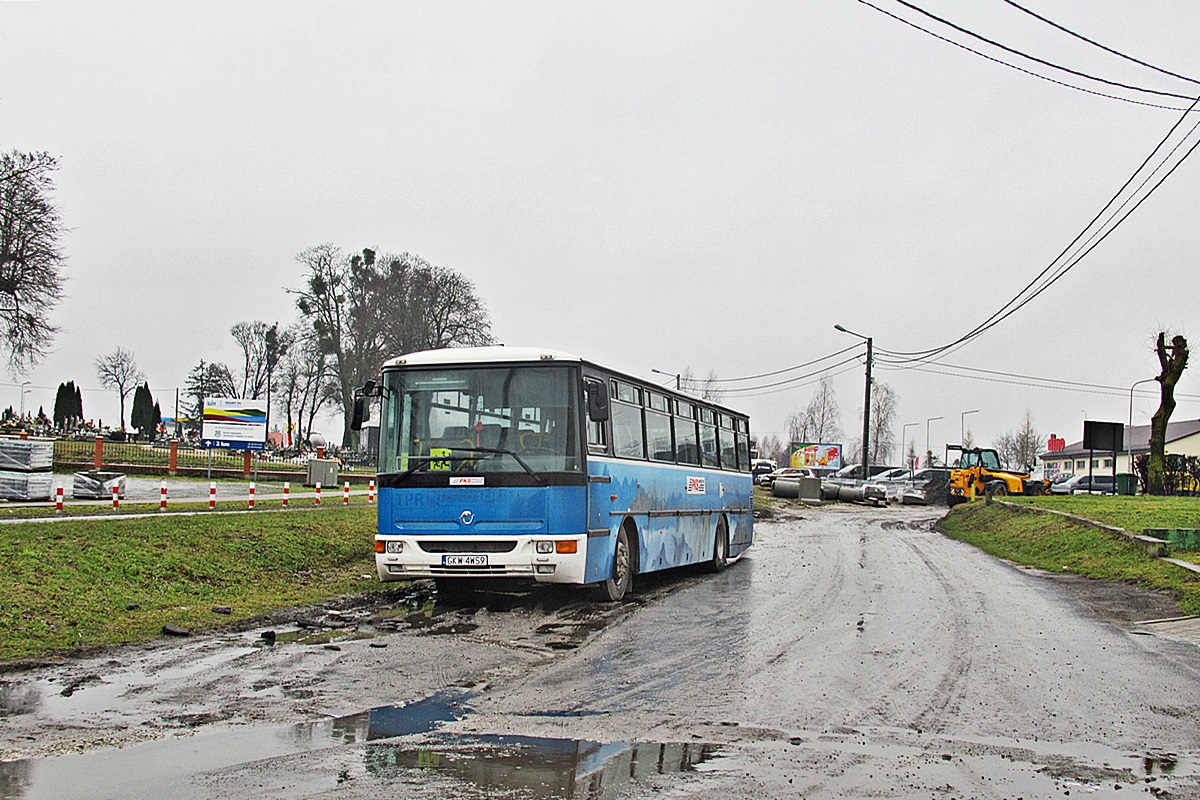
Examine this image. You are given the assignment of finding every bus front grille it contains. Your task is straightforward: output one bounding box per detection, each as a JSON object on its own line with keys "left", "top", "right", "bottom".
{"left": 418, "top": 541, "right": 518, "bottom": 554}
{"left": 430, "top": 565, "right": 511, "bottom": 575}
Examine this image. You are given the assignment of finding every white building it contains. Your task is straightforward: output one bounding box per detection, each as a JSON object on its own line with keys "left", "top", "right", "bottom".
{"left": 1039, "top": 419, "right": 1200, "bottom": 479}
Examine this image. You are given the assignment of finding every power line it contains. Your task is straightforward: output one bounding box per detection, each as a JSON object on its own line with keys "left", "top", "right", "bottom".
{"left": 706, "top": 343, "right": 862, "bottom": 383}
{"left": 876, "top": 94, "right": 1200, "bottom": 364}
{"left": 1000, "top": 0, "right": 1200, "bottom": 87}
{"left": 878, "top": 360, "right": 1200, "bottom": 402}
{"left": 720, "top": 355, "right": 865, "bottom": 396}
{"left": 881, "top": 0, "right": 1196, "bottom": 101}
{"left": 854, "top": 0, "right": 1199, "bottom": 112}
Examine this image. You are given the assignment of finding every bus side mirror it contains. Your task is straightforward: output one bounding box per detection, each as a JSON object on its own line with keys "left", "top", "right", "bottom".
{"left": 350, "top": 396, "right": 368, "bottom": 431}
{"left": 350, "top": 379, "right": 380, "bottom": 431}
{"left": 585, "top": 379, "right": 609, "bottom": 422}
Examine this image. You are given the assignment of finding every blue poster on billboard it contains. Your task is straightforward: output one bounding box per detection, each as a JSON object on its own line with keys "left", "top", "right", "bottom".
{"left": 202, "top": 397, "right": 267, "bottom": 451}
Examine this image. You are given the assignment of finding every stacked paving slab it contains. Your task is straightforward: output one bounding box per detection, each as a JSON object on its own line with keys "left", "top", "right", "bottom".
{"left": 0, "top": 438, "right": 54, "bottom": 501}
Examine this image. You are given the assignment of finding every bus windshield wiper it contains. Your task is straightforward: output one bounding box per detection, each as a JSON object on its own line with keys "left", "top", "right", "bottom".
{"left": 448, "top": 446, "right": 545, "bottom": 483}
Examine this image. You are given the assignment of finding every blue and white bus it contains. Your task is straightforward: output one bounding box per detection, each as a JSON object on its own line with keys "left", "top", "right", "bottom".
{"left": 356, "top": 346, "right": 753, "bottom": 601}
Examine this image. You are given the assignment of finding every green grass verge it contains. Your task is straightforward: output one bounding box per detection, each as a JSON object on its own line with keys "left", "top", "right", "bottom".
{"left": 941, "top": 501, "right": 1200, "bottom": 615}
{"left": 1004, "top": 495, "right": 1200, "bottom": 536}
{"left": 0, "top": 506, "right": 382, "bottom": 663}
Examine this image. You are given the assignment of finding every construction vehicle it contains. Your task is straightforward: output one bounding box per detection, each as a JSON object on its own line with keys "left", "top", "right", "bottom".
{"left": 946, "top": 445, "right": 1051, "bottom": 506}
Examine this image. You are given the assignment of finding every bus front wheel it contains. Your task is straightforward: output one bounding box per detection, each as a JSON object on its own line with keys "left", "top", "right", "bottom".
{"left": 704, "top": 518, "right": 729, "bottom": 573}
{"left": 598, "top": 527, "right": 632, "bottom": 602}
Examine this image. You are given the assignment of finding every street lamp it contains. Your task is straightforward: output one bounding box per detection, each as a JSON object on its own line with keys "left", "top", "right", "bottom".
{"left": 926, "top": 415, "right": 944, "bottom": 468}
{"left": 901, "top": 422, "right": 918, "bottom": 472}
{"left": 960, "top": 409, "right": 980, "bottom": 445}
{"left": 1128, "top": 378, "right": 1156, "bottom": 475}
{"left": 834, "top": 324, "right": 873, "bottom": 477}
{"left": 650, "top": 368, "right": 681, "bottom": 390}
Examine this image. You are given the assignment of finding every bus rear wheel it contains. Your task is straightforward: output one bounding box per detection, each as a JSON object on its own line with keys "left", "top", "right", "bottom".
{"left": 704, "top": 518, "right": 729, "bottom": 574}
{"left": 597, "top": 527, "right": 632, "bottom": 602}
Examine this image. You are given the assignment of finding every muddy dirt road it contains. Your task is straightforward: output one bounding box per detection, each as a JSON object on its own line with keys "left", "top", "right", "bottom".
{"left": 3, "top": 505, "right": 1200, "bottom": 798}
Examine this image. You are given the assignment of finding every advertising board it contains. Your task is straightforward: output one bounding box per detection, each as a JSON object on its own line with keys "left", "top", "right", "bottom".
{"left": 791, "top": 442, "right": 842, "bottom": 470}
{"left": 201, "top": 397, "right": 267, "bottom": 451}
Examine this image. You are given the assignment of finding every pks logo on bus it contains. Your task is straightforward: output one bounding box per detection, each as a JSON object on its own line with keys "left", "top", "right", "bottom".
{"left": 686, "top": 476, "right": 706, "bottom": 495}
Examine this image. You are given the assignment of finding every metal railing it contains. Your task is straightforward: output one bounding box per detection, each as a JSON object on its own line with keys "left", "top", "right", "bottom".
{"left": 50, "top": 437, "right": 377, "bottom": 478}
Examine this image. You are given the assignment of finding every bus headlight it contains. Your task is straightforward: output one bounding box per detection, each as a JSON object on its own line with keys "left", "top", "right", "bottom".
{"left": 377, "top": 540, "right": 403, "bottom": 554}
{"left": 535, "top": 541, "right": 553, "bottom": 554}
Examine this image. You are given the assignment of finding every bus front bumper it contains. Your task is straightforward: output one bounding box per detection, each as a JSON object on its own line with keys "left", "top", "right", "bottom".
{"left": 375, "top": 534, "right": 588, "bottom": 585}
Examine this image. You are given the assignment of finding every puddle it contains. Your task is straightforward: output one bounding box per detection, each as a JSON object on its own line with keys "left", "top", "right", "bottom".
{"left": 0, "top": 686, "right": 715, "bottom": 800}
{"left": 365, "top": 735, "right": 719, "bottom": 799}
{"left": 0, "top": 689, "right": 473, "bottom": 800}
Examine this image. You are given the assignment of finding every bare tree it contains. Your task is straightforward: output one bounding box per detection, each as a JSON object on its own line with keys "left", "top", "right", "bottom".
{"left": 1148, "top": 331, "right": 1190, "bottom": 495}
{"left": 754, "top": 433, "right": 788, "bottom": 465}
{"left": 95, "top": 347, "right": 144, "bottom": 429}
{"left": 291, "top": 244, "right": 494, "bottom": 447}
{"left": 993, "top": 410, "right": 1042, "bottom": 472}
{"left": 0, "top": 151, "right": 66, "bottom": 372}
{"left": 676, "top": 367, "right": 724, "bottom": 402}
{"left": 274, "top": 324, "right": 335, "bottom": 448}
{"left": 867, "top": 382, "right": 898, "bottom": 464}
{"left": 787, "top": 375, "right": 843, "bottom": 445}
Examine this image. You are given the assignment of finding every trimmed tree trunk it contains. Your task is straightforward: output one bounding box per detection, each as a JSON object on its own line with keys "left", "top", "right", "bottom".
{"left": 1147, "top": 332, "right": 1190, "bottom": 496}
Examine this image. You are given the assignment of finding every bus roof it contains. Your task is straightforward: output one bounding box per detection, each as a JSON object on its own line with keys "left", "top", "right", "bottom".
{"left": 382, "top": 346, "right": 583, "bottom": 369}
{"left": 381, "top": 346, "right": 750, "bottom": 422}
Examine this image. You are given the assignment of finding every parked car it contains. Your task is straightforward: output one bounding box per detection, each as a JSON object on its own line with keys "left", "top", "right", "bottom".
{"left": 759, "top": 467, "right": 816, "bottom": 487}
{"left": 1072, "top": 475, "right": 1116, "bottom": 495}
{"left": 881, "top": 467, "right": 952, "bottom": 503}
{"left": 1051, "top": 474, "right": 1115, "bottom": 495}
{"left": 751, "top": 459, "right": 778, "bottom": 484}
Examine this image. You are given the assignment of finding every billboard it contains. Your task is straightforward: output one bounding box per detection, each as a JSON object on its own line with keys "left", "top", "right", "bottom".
{"left": 202, "top": 397, "right": 267, "bottom": 451}
{"left": 791, "top": 442, "right": 842, "bottom": 470}
{"left": 1082, "top": 420, "right": 1123, "bottom": 452}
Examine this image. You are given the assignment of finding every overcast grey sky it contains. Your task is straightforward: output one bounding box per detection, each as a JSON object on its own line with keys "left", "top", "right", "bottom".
{"left": 2, "top": 0, "right": 1197, "bottom": 455}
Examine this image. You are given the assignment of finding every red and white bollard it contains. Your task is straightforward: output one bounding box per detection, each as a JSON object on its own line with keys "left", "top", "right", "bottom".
{"left": 160, "top": 481, "right": 167, "bottom": 512}
{"left": 315, "top": 481, "right": 322, "bottom": 506}
{"left": 248, "top": 481, "right": 256, "bottom": 510}
{"left": 55, "top": 483, "right": 64, "bottom": 512}
{"left": 209, "top": 481, "right": 216, "bottom": 510}
{"left": 368, "top": 479, "right": 375, "bottom": 504}
{"left": 282, "top": 481, "right": 290, "bottom": 509}
{"left": 111, "top": 484, "right": 119, "bottom": 511}
{"left": 343, "top": 481, "right": 350, "bottom": 506}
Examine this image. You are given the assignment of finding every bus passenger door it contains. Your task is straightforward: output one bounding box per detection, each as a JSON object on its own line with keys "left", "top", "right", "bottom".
{"left": 583, "top": 374, "right": 616, "bottom": 584}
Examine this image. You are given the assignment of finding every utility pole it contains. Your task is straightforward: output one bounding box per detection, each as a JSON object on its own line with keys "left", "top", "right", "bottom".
{"left": 835, "top": 324, "right": 872, "bottom": 478}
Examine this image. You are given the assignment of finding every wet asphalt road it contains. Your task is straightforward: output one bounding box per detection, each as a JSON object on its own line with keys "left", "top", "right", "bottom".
{"left": 3, "top": 504, "right": 1200, "bottom": 798}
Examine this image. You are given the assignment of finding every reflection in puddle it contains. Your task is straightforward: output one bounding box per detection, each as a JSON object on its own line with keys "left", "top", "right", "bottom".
{"left": 365, "top": 735, "right": 718, "bottom": 800}
{"left": 0, "top": 760, "right": 32, "bottom": 800}
{"left": 0, "top": 683, "right": 39, "bottom": 717}
{"left": 1145, "top": 752, "right": 1179, "bottom": 776}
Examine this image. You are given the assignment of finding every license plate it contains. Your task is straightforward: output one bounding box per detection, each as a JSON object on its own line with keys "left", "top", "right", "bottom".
{"left": 443, "top": 555, "right": 488, "bottom": 567}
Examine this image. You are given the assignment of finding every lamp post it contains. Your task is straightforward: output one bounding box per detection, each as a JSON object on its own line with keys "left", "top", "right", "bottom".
{"left": 1128, "top": 378, "right": 1156, "bottom": 476}
{"left": 834, "top": 324, "right": 872, "bottom": 478}
{"left": 901, "top": 422, "right": 918, "bottom": 472}
{"left": 926, "top": 415, "right": 943, "bottom": 468}
{"left": 650, "top": 368, "right": 681, "bottom": 390}
{"left": 960, "top": 409, "right": 979, "bottom": 446}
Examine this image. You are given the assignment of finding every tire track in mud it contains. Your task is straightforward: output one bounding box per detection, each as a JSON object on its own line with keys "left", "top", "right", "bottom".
{"left": 889, "top": 531, "right": 976, "bottom": 734}
{"left": 769, "top": 509, "right": 974, "bottom": 735}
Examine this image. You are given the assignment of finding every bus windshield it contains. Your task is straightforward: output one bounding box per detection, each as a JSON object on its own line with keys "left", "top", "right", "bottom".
{"left": 379, "top": 364, "right": 581, "bottom": 476}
